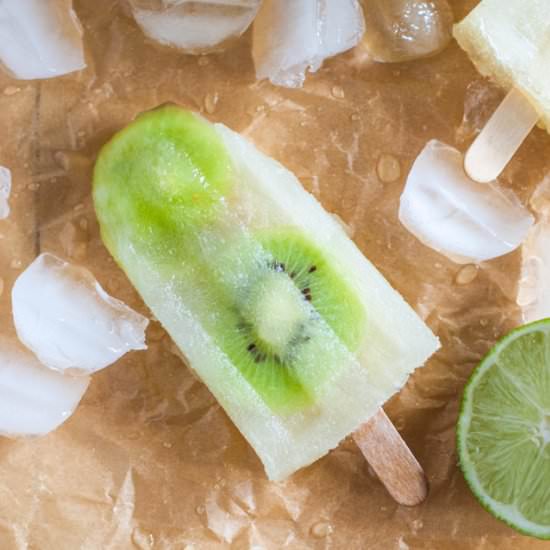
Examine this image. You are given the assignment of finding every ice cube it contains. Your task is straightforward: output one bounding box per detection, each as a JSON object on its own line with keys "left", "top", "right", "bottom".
{"left": 0, "top": 0, "right": 86, "bottom": 80}
{"left": 131, "top": 0, "right": 261, "bottom": 54}
{"left": 12, "top": 253, "right": 149, "bottom": 375}
{"left": 130, "top": 0, "right": 259, "bottom": 8}
{"left": 361, "top": 0, "right": 454, "bottom": 63}
{"left": 0, "top": 166, "right": 11, "bottom": 220}
{"left": 517, "top": 223, "right": 550, "bottom": 323}
{"left": 0, "top": 336, "right": 89, "bottom": 437}
{"left": 399, "top": 140, "right": 534, "bottom": 264}
{"left": 252, "top": 0, "right": 365, "bottom": 88}
{"left": 517, "top": 177, "right": 550, "bottom": 322}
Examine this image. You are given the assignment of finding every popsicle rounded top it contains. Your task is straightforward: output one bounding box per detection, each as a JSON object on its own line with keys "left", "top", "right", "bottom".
{"left": 453, "top": 0, "right": 550, "bottom": 130}
{"left": 94, "top": 105, "right": 234, "bottom": 259}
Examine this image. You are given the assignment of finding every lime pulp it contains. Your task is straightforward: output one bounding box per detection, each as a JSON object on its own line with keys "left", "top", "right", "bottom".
{"left": 457, "top": 318, "right": 550, "bottom": 540}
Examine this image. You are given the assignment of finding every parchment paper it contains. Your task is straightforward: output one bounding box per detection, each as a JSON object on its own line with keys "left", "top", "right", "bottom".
{"left": 1, "top": 1, "right": 549, "bottom": 548}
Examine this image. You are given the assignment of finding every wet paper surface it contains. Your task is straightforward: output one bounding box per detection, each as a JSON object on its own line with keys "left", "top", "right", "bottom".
{"left": 1, "top": 0, "right": 550, "bottom": 548}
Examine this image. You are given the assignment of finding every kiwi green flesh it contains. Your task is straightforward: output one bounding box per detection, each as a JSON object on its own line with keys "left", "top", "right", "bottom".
{"left": 241, "top": 272, "right": 308, "bottom": 357}
{"left": 93, "top": 105, "right": 234, "bottom": 263}
{"left": 200, "top": 229, "right": 367, "bottom": 413}
{"left": 257, "top": 229, "right": 366, "bottom": 352}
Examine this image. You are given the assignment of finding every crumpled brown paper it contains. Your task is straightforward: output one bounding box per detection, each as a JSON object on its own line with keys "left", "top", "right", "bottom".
{"left": 1, "top": 1, "right": 549, "bottom": 548}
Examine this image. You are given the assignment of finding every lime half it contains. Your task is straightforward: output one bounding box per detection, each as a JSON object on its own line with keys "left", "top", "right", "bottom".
{"left": 457, "top": 319, "right": 550, "bottom": 539}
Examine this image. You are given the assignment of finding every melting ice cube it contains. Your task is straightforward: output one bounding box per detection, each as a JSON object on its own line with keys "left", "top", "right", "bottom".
{"left": 517, "top": 177, "right": 550, "bottom": 322}
{"left": 12, "top": 253, "right": 149, "bottom": 375}
{"left": 0, "top": 336, "right": 89, "bottom": 437}
{"left": 131, "top": 0, "right": 261, "bottom": 53}
{"left": 0, "top": 0, "right": 86, "bottom": 80}
{"left": 0, "top": 166, "right": 11, "bottom": 220}
{"left": 361, "top": 0, "right": 454, "bottom": 63}
{"left": 252, "top": 0, "right": 365, "bottom": 88}
{"left": 399, "top": 140, "right": 534, "bottom": 264}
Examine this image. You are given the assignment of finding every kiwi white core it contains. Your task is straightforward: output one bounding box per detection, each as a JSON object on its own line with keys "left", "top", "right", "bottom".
{"left": 248, "top": 272, "right": 309, "bottom": 356}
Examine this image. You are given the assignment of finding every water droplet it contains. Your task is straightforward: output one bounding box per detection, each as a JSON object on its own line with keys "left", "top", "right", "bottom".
{"left": 79, "top": 217, "right": 89, "bottom": 231}
{"left": 377, "top": 153, "right": 401, "bottom": 183}
{"left": 204, "top": 92, "right": 219, "bottom": 114}
{"left": 27, "top": 182, "right": 39, "bottom": 191}
{"left": 479, "top": 319, "right": 488, "bottom": 327}
{"left": 411, "top": 519, "right": 423, "bottom": 532}
{"left": 73, "top": 242, "right": 87, "bottom": 260}
{"left": 10, "top": 259, "right": 22, "bottom": 269}
{"left": 311, "top": 521, "right": 333, "bottom": 538}
{"left": 331, "top": 85, "right": 345, "bottom": 99}
{"left": 3, "top": 86, "right": 20, "bottom": 96}
{"left": 350, "top": 113, "right": 360, "bottom": 121}
{"left": 131, "top": 529, "right": 154, "bottom": 550}
{"left": 195, "top": 504, "right": 205, "bottom": 514}
{"left": 455, "top": 264, "right": 478, "bottom": 285}
{"left": 163, "top": 441, "right": 172, "bottom": 448}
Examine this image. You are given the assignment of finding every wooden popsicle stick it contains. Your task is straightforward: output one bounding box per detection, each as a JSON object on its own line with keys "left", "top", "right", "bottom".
{"left": 464, "top": 87, "right": 539, "bottom": 183}
{"left": 353, "top": 409, "right": 428, "bottom": 506}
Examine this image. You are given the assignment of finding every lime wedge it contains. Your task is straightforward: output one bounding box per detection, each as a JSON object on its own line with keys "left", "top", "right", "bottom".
{"left": 457, "top": 319, "right": 550, "bottom": 539}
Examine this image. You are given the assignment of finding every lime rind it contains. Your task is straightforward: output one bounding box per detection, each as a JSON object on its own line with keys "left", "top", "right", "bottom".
{"left": 457, "top": 318, "right": 550, "bottom": 540}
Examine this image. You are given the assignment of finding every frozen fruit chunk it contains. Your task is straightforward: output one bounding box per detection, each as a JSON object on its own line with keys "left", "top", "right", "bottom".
{"left": 0, "top": 336, "right": 89, "bottom": 437}
{"left": 0, "top": 0, "right": 86, "bottom": 80}
{"left": 131, "top": 0, "right": 261, "bottom": 54}
{"left": 0, "top": 166, "right": 11, "bottom": 220}
{"left": 252, "top": 0, "right": 365, "bottom": 88}
{"left": 453, "top": 0, "right": 550, "bottom": 129}
{"left": 93, "top": 106, "right": 438, "bottom": 481}
{"left": 399, "top": 140, "right": 533, "bottom": 264}
{"left": 12, "top": 253, "right": 149, "bottom": 375}
{"left": 362, "top": 0, "right": 454, "bottom": 63}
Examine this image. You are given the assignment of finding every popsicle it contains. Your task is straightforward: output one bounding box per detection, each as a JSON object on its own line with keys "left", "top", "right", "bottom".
{"left": 453, "top": 0, "right": 550, "bottom": 183}
{"left": 93, "top": 105, "right": 439, "bottom": 484}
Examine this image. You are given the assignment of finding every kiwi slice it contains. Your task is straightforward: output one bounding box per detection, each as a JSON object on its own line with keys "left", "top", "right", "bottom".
{"left": 258, "top": 229, "right": 366, "bottom": 351}
{"left": 200, "top": 228, "right": 367, "bottom": 413}
{"left": 93, "top": 105, "right": 234, "bottom": 262}
{"left": 94, "top": 106, "right": 366, "bottom": 414}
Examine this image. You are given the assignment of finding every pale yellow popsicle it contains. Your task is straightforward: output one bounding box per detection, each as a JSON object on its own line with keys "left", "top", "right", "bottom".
{"left": 453, "top": 0, "right": 550, "bottom": 129}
